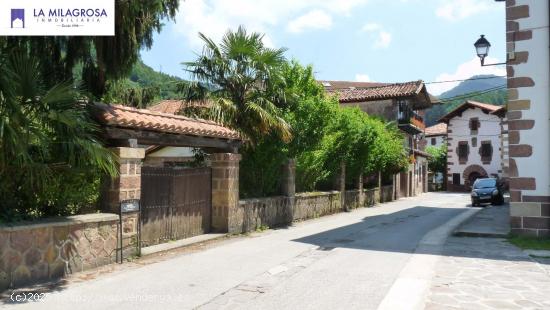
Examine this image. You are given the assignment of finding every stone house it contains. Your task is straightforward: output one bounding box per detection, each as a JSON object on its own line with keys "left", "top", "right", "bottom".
{"left": 438, "top": 101, "right": 506, "bottom": 192}
{"left": 504, "top": 0, "right": 550, "bottom": 236}
{"left": 422, "top": 123, "right": 448, "bottom": 186}
{"left": 423, "top": 123, "right": 447, "bottom": 148}
{"left": 321, "top": 80, "right": 438, "bottom": 198}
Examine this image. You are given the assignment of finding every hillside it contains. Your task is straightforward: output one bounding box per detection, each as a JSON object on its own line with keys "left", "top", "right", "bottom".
{"left": 425, "top": 75, "right": 507, "bottom": 126}
{"left": 101, "top": 60, "right": 186, "bottom": 108}
{"left": 129, "top": 60, "right": 185, "bottom": 100}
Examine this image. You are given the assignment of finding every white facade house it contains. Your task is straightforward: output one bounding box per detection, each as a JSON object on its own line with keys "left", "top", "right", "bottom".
{"left": 504, "top": 0, "right": 550, "bottom": 236}
{"left": 439, "top": 101, "right": 505, "bottom": 192}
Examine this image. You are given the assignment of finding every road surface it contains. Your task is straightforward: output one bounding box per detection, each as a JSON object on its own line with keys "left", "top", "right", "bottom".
{"left": 2, "top": 192, "right": 471, "bottom": 310}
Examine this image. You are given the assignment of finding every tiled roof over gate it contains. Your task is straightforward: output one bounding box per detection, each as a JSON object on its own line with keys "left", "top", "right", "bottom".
{"left": 93, "top": 103, "right": 240, "bottom": 140}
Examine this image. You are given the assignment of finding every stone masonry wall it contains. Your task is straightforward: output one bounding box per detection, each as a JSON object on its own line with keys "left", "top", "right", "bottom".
{"left": 506, "top": 0, "right": 550, "bottom": 236}
{"left": 235, "top": 188, "right": 391, "bottom": 233}
{"left": 0, "top": 213, "right": 137, "bottom": 291}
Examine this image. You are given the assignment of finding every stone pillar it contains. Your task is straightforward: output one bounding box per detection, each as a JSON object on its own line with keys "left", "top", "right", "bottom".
{"left": 377, "top": 171, "right": 382, "bottom": 203}
{"left": 358, "top": 173, "right": 364, "bottom": 208}
{"left": 101, "top": 147, "right": 145, "bottom": 213}
{"left": 211, "top": 153, "right": 241, "bottom": 233}
{"left": 281, "top": 158, "right": 296, "bottom": 223}
{"left": 281, "top": 158, "right": 296, "bottom": 197}
{"left": 339, "top": 162, "right": 347, "bottom": 211}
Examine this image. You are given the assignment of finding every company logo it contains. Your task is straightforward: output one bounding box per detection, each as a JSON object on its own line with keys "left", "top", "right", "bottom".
{"left": 11, "top": 9, "right": 24, "bottom": 28}
{"left": 1, "top": 0, "right": 114, "bottom": 36}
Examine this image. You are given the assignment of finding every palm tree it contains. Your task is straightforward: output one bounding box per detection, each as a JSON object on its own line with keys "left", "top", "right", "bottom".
{"left": 0, "top": 52, "right": 117, "bottom": 219}
{"left": 183, "top": 26, "right": 291, "bottom": 144}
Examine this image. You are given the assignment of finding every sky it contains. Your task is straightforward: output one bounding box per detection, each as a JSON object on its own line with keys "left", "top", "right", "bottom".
{"left": 141, "top": 0, "right": 507, "bottom": 96}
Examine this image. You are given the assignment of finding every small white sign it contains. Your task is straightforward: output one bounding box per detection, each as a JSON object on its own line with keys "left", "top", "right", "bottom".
{"left": 0, "top": 0, "right": 114, "bottom": 36}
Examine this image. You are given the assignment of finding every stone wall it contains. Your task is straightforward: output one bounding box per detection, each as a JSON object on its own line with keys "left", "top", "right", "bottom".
{"left": 235, "top": 187, "right": 393, "bottom": 233}
{"left": 380, "top": 185, "right": 394, "bottom": 203}
{"left": 0, "top": 213, "right": 138, "bottom": 291}
{"left": 236, "top": 197, "right": 293, "bottom": 232}
{"left": 505, "top": 0, "right": 550, "bottom": 237}
{"left": 294, "top": 191, "right": 343, "bottom": 220}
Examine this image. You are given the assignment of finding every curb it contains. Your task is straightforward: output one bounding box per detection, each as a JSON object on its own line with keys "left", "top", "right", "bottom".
{"left": 377, "top": 207, "right": 483, "bottom": 310}
{"left": 453, "top": 231, "right": 508, "bottom": 238}
{"left": 140, "top": 233, "right": 227, "bottom": 257}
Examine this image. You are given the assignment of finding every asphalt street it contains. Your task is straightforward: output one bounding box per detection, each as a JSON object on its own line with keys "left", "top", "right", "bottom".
{"left": 2, "top": 192, "right": 471, "bottom": 310}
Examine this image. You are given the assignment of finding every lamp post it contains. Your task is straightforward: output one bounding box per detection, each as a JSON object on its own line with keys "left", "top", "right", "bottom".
{"left": 474, "top": 35, "right": 506, "bottom": 66}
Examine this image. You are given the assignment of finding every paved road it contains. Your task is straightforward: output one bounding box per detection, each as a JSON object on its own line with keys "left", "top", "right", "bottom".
{"left": 2, "top": 193, "right": 470, "bottom": 310}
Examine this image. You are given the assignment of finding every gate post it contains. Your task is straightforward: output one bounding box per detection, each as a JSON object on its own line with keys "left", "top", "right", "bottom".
{"left": 211, "top": 153, "right": 241, "bottom": 233}
{"left": 100, "top": 147, "right": 144, "bottom": 255}
{"left": 101, "top": 147, "right": 145, "bottom": 213}
{"left": 281, "top": 158, "right": 296, "bottom": 223}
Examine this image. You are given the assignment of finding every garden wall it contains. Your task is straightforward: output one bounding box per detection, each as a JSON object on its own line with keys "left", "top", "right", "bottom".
{"left": 235, "top": 187, "right": 389, "bottom": 233}
{"left": 0, "top": 213, "right": 138, "bottom": 291}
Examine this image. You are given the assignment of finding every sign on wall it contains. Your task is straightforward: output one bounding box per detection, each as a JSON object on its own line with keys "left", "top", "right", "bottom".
{"left": 0, "top": 0, "right": 114, "bottom": 36}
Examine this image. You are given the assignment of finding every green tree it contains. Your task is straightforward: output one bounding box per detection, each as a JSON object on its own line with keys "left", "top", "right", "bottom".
{"left": 183, "top": 26, "right": 291, "bottom": 144}
{"left": 426, "top": 143, "right": 447, "bottom": 174}
{"left": 0, "top": 0, "right": 179, "bottom": 98}
{"left": 0, "top": 53, "right": 117, "bottom": 221}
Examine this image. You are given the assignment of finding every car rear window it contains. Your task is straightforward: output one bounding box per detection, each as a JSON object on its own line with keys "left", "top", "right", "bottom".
{"left": 474, "top": 179, "right": 496, "bottom": 189}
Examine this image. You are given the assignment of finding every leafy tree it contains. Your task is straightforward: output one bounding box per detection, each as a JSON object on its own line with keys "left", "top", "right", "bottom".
{"left": 0, "top": 53, "right": 117, "bottom": 222}
{"left": 0, "top": 0, "right": 179, "bottom": 98}
{"left": 239, "top": 62, "right": 337, "bottom": 196}
{"left": 426, "top": 143, "right": 447, "bottom": 174}
{"left": 183, "top": 26, "right": 291, "bottom": 144}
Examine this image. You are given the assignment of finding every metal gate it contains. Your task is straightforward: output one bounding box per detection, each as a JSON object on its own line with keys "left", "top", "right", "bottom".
{"left": 140, "top": 166, "right": 211, "bottom": 247}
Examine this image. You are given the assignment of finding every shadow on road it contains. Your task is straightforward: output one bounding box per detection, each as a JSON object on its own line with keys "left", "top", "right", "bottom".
{"left": 292, "top": 205, "right": 543, "bottom": 265}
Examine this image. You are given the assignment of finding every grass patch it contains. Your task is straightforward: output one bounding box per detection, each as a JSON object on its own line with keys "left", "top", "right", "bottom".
{"left": 508, "top": 235, "right": 550, "bottom": 251}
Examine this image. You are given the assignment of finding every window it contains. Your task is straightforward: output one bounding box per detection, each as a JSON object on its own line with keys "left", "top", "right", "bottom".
{"left": 471, "top": 137, "right": 477, "bottom": 147}
{"left": 431, "top": 138, "right": 436, "bottom": 145}
{"left": 458, "top": 141, "right": 469, "bottom": 162}
{"left": 469, "top": 118, "right": 480, "bottom": 131}
{"left": 453, "top": 173, "right": 461, "bottom": 185}
{"left": 480, "top": 141, "right": 493, "bottom": 162}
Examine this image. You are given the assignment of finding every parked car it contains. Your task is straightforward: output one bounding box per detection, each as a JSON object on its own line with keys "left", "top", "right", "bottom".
{"left": 471, "top": 178, "right": 504, "bottom": 206}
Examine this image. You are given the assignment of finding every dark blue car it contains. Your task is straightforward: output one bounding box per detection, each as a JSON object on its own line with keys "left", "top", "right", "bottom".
{"left": 471, "top": 178, "right": 504, "bottom": 206}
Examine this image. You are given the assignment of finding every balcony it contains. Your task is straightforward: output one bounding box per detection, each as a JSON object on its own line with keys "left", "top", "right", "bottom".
{"left": 398, "top": 109, "right": 425, "bottom": 135}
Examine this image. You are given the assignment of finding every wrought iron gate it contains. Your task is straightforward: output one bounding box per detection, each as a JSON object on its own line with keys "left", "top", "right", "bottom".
{"left": 140, "top": 166, "right": 211, "bottom": 247}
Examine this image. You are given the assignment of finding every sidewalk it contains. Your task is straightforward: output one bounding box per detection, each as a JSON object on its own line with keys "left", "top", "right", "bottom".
{"left": 454, "top": 204, "right": 510, "bottom": 238}
{"left": 425, "top": 236, "right": 550, "bottom": 310}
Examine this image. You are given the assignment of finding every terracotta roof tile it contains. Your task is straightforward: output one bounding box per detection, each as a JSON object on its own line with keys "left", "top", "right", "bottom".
{"left": 425, "top": 123, "right": 447, "bottom": 136}
{"left": 93, "top": 103, "right": 240, "bottom": 140}
{"left": 439, "top": 101, "right": 506, "bottom": 123}
{"left": 319, "top": 80, "right": 388, "bottom": 91}
{"left": 465, "top": 100, "right": 503, "bottom": 112}
{"left": 327, "top": 80, "right": 424, "bottom": 102}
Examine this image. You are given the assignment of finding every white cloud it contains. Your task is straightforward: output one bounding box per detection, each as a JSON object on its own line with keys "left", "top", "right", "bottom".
{"left": 361, "top": 22, "right": 392, "bottom": 49}
{"left": 427, "top": 57, "right": 506, "bottom": 95}
{"left": 355, "top": 74, "right": 372, "bottom": 82}
{"left": 175, "top": 0, "right": 370, "bottom": 48}
{"left": 287, "top": 10, "right": 332, "bottom": 33}
{"left": 436, "top": 0, "right": 494, "bottom": 22}
{"left": 361, "top": 23, "right": 381, "bottom": 32}
{"left": 374, "top": 31, "right": 392, "bottom": 48}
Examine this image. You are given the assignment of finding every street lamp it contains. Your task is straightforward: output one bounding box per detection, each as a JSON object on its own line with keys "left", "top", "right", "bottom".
{"left": 473, "top": 35, "right": 506, "bottom": 66}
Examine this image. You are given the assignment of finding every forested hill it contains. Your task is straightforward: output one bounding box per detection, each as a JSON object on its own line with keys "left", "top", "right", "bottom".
{"left": 101, "top": 59, "right": 185, "bottom": 107}
{"left": 129, "top": 60, "right": 184, "bottom": 100}
{"left": 425, "top": 75, "right": 507, "bottom": 126}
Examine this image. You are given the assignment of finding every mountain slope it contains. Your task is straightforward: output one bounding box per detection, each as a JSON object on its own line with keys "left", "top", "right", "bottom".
{"left": 425, "top": 75, "right": 507, "bottom": 126}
